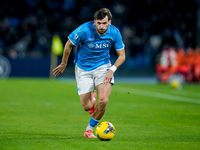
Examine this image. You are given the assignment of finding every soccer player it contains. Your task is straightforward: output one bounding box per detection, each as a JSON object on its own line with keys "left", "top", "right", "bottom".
{"left": 52, "top": 8, "right": 125, "bottom": 138}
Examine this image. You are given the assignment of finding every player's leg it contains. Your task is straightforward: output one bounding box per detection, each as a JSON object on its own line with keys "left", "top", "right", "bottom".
{"left": 91, "top": 83, "right": 111, "bottom": 120}
{"left": 84, "top": 64, "right": 113, "bottom": 138}
{"left": 75, "top": 65, "right": 98, "bottom": 138}
{"left": 91, "top": 64, "right": 113, "bottom": 120}
{"left": 84, "top": 83, "right": 112, "bottom": 138}
{"left": 75, "top": 65, "right": 96, "bottom": 112}
{"left": 82, "top": 92, "right": 99, "bottom": 138}
{"left": 80, "top": 92, "right": 95, "bottom": 111}
{"left": 88, "top": 92, "right": 97, "bottom": 114}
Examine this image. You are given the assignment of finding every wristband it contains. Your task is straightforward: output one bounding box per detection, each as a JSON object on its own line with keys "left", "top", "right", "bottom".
{"left": 109, "top": 65, "right": 117, "bottom": 73}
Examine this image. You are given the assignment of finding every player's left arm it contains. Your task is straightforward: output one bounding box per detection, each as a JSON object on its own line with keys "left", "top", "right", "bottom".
{"left": 113, "top": 48, "right": 126, "bottom": 69}
{"left": 103, "top": 48, "right": 126, "bottom": 84}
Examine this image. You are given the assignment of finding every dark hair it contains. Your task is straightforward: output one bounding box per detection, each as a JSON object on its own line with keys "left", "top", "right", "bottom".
{"left": 94, "top": 8, "right": 112, "bottom": 20}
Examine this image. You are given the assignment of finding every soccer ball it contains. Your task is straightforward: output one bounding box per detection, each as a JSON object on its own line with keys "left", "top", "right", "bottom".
{"left": 170, "top": 80, "right": 179, "bottom": 88}
{"left": 170, "top": 80, "right": 182, "bottom": 90}
{"left": 168, "top": 74, "right": 183, "bottom": 90}
{"left": 95, "top": 121, "right": 116, "bottom": 141}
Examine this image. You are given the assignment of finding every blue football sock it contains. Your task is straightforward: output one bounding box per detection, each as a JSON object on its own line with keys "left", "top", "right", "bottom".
{"left": 89, "top": 116, "right": 100, "bottom": 127}
{"left": 86, "top": 116, "right": 100, "bottom": 131}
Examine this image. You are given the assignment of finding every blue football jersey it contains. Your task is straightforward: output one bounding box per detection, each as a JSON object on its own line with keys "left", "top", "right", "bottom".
{"left": 68, "top": 21, "right": 124, "bottom": 71}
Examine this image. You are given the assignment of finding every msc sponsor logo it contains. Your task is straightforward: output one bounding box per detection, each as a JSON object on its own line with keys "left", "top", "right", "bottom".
{"left": 88, "top": 43, "right": 111, "bottom": 49}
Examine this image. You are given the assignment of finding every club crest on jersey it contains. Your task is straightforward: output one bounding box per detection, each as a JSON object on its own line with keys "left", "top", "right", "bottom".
{"left": 73, "top": 34, "right": 79, "bottom": 40}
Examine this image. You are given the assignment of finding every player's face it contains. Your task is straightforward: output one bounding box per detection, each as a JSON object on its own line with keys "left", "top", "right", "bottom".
{"left": 94, "top": 16, "right": 111, "bottom": 35}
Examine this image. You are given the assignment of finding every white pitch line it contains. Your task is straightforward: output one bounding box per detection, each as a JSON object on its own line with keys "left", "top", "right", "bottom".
{"left": 112, "top": 87, "right": 200, "bottom": 104}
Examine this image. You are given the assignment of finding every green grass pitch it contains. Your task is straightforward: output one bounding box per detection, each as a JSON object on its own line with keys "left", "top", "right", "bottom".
{"left": 0, "top": 78, "right": 200, "bottom": 150}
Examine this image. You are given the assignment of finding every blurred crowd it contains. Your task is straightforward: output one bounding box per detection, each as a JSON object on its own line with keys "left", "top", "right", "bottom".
{"left": 0, "top": 0, "right": 199, "bottom": 68}
{"left": 156, "top": 46, "right": 200, "bottom": 83}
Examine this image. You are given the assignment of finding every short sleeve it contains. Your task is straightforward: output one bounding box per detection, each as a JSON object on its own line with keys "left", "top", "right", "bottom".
{"left": 68, "top": 25, "right": 84, "bottom": 45}
{"left": 114, "top": 29, "right": 125, "bottom": 50}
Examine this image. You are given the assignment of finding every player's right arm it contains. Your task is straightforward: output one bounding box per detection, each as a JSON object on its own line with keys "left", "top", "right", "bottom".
{"left": 52, "top": 39, "right": 74, "bottom": 77}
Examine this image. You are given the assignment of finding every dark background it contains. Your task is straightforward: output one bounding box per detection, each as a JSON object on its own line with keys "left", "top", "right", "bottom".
{"left": 0, "top": 0, "right": 199, "bottom": 77}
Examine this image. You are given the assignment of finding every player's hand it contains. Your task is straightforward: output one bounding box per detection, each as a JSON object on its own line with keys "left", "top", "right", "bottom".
{"left": 52, "top": 63, "right": 66, "bottom": 77}
{"left": 103, "top": 70, "right": 114, "bottom": 85}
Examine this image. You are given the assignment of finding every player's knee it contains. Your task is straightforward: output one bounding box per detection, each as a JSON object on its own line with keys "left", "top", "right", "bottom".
{"left": 82, "top": 103, "right": 93, "bottom": 111}
{"left": 83, "top": 105, "right": 90, "bottom": 111}
{"left": 98, "top": 97, "right": 108, "bottom": 107}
